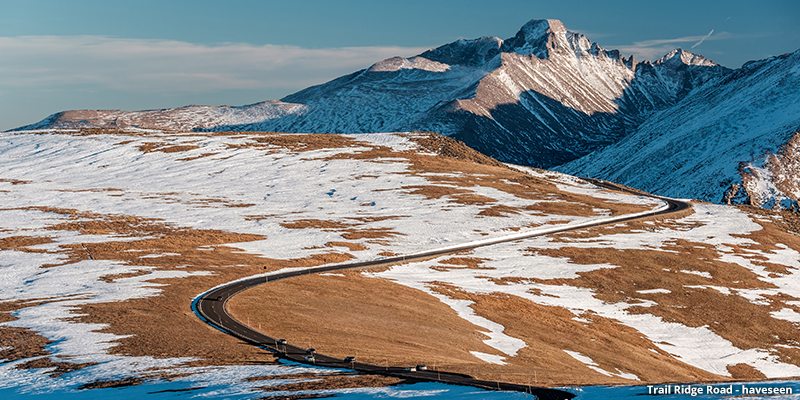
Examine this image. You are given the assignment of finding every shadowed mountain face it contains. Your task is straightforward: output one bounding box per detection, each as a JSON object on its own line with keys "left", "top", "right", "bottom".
{"left": 558, "top": 49, "right": 800, "bottom": 209}
{"left": 15, "top": 19, "right": 730, "bottom": 169}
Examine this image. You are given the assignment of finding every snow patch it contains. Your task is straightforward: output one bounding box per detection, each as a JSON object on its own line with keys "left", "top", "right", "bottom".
{"left": 563, "top": 350, "right": 639, "bottom": 380}
{"left": 771, "top": 308, "right": 800, "bottom": 323}
{"left": 470, "top": 352, "right": 507, "bottom": 365}
{"left": 637, "top": 289, "right": 671, "bottom": 294}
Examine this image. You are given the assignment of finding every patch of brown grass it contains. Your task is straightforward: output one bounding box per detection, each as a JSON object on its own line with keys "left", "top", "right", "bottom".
{"left": 0, "top": 326, "right": 51, "bottom": 362}
{"left": 348, "top": 216, "right": 403, "bottom": 223}
{"left": 400, "top": 185, "right": 473, "bottom": 201}
{"left": 55, "top": 187, "right": 126, "bottom": 194}
{"left": 224, "top": 133, "right": 365, "bottom": 154}
{"left": 138, "top": 142, "right": 200, "bottom": 153}
{"left": 478, "top": 205, "right": 521, "bottom": 217}
{"left": 398, "top": 185, "right": 500, "bottom": 206}
{"left": 525, "top": 202, "right": 596, "bottom": 217}
{"left": 0, "top": 178, "right": 31, "bottom": 185}
{"left": 78, "top": 377, "right": 144, "bottom": 390}
{"left": 436, "top": 257, "right": 492, "bottom": 270}
{"left": 280, "top": 219, "right": 402, "bottom": 242}
{"left": 53, "top": 229, "right": 358, "bottom": 371}
{"left": 408, "top": 132, "right": 508, "bottom": 169}
{"left": 726, "top": 363, "right": 767, "bottom": 380}
{"left": 325, "top": 241, "right": 368, "bottom": 251}
{"left": 0, "top": 235, "right": 54, "bottom": 251}
{"left": 340, "top": 227, "right": 401, "bottom": 240}
{"left": 16, "top": 357, "right": 96, "bottom": 377}
{"left": 258, "top": 373, "right": 406, "bottom": 392}
{"left": 281, "top": 219, "right": 352, "bottom": 230}
{"left": 176, "top": 152, "right": 219, "bottom": 161}
{"left": 244, "top": 214, "right": 281, "bottom": 221}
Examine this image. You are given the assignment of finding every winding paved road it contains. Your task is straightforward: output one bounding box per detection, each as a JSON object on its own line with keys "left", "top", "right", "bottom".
{"left": 194, "top": 179, "right": 690, "bottom": 400}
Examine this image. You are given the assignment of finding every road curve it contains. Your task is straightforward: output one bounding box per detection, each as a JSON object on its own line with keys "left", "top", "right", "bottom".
{"left": 194, "top": 179, "right": 690, "bottom": 400}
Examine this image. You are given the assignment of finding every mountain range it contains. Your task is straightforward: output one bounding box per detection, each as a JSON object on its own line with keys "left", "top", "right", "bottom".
{"left": 13, "top": 19, "right": 800, "bottom": 208}
{"left": 558, "top": 49, "right": 800, "bottom": 208}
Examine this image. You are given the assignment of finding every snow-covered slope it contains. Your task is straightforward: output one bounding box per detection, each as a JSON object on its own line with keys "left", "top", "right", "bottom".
{"left": 558, "top": 49, "right": 800, "bottom": 208}
{"left": 14, "top": 19, "right": 729, "bottom": 168}
{"left": 3, "top": 128, "right": 800, "bottom": 396}
{"left": 13, "top": 100, "right": 309, "bottom": 132}
{"left": 0, "top": 128, "right": 660, "bottom": 396}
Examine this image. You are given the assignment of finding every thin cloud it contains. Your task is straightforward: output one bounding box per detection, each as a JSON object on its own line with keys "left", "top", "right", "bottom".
{"left": 612, "top": 31, "right": 733, "bottom": 61}
{"left": 691, "top": 29, "right": 715, "bottom": 49}
{"left": 0, "top": 35, "right": 430, "bottom": 93}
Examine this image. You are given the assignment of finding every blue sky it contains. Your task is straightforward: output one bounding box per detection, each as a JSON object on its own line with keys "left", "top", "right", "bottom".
{"left": 1, "top": 0, "right": 798, "bottom": 131}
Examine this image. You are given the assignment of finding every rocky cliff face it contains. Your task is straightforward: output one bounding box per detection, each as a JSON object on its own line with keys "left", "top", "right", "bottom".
{"left": 558, "top": 49, "right": 800, "bottom": 209}
{"left": 724, "top": 131, "right": 800, "bottom": 210}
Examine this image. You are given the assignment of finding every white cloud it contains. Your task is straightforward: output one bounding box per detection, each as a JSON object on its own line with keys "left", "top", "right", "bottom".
{"left": 612, "top": 31, "right": 732, "bottom": 61}
{"left": 0, "top": 35, "right": 430, "bottom": 94}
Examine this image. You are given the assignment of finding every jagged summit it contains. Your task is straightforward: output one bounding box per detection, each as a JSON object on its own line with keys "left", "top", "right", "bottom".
{"left": 656, "top": 48, "right": 718, "bottom": 67}
{"left": 518, "top": 18, "right": 568, "bottom": 38}
{"left": 414, "top": 19, "right": 590, "bottom": 67}
{"left": 501, "top": 19, "right": 571, "bottom": 58}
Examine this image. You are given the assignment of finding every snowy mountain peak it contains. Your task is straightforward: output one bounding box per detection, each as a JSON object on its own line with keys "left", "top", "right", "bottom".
{"left": 657, "top": 48, "right": 718, "bottom": 67}
{"left": 523, "top": 18, "right": 568, "bottom": 36}
{"left": 500, "top": 19, "right": 572, "bottom": 58}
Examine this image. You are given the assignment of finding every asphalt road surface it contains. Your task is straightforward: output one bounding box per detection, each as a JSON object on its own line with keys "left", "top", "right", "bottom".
{"left": 195, "top": 178, "right": 690, "bottom": 400}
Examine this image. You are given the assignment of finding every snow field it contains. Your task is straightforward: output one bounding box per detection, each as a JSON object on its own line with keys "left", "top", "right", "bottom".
{"left": 0, "top": 131, "right": 657, "bottom": 263}
{"left": 7, "top": 129, "right": 796, "bottom": 392}
{"left": 0, "top": 130, "right": 658, "bottom": 395}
